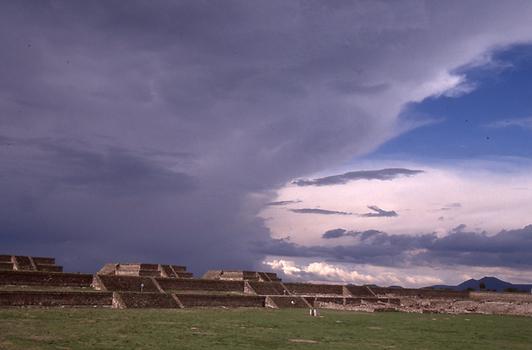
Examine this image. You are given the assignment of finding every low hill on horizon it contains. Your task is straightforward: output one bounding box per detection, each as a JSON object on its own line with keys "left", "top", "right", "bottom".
{"left": 430, "top": 276, "right": 532, "bottom": 292}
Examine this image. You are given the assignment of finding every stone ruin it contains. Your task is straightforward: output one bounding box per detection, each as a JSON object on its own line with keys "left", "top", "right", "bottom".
{"left": 0, "top": 254, "right": 63, "bottom": 273}
{"left": 98, "top": 263, "right": 193, "bottom": 279}
{"left": 202, "top": 270, "right": 281, "bottom": 282}
{"left": 1, "top": 252, "right": 532, "bottom": 316}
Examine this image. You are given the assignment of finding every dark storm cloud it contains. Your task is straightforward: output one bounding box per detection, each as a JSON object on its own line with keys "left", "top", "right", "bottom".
{"left": 2, "top": 1, "right": 532, "bottom": 274}
{"left": 360, "top": 205, "right": 398, "bottom": 218}
{"left": 289, "top": 208, "right": 352, "bottom": 215}
{"left": 267, "top": 200, "right": 302, "bottom": 206}
{"left": 261, "top": 225, "right": 532, "bottom": 268}
{"left": 1, "top": 136, "right": 196, "bottom": 196}
{"left": 322, "top": 228, "right": 383, "bottom": 239}
{"left": 322, "top": 228, "right": 348, "bottom": 239}
{"left": 292, "top": 168, "right": 424, "bottom": 187}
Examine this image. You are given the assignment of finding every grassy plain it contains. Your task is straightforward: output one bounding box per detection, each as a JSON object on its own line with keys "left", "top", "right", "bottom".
{"left": 0, "top": 308, "right": 531, "bottom": 350}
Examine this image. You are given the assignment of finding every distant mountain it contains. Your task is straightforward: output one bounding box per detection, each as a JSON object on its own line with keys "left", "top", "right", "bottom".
{"left": 430, "top": 276, "right": 532, "bottom": 293}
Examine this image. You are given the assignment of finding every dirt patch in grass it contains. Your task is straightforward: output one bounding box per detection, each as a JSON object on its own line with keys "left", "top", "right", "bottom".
{"left": 289, "top": 338, "right": 319, "bottom": 344}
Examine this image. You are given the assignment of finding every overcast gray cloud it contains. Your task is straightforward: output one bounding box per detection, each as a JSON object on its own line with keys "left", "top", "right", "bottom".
{"left": 261, "top": 225, "right": 532, "bottom": 269}
{"left": 322, "top": 228, "right": 349, "bottom": 239}
{"left": 267, "top": 200, "right": 302, "bottom": 206}
{"left": 2, "top": 1, "right": 532, "bottom": 274}
{"left": 360, "top": 205, "right": 398, "bottom": 218}
{"left": 289, "top": 205, "right": 397, "bottom": 218}
{"left": 289, "top": 208, "right": 352, "bottom": 216}
{"left": 322, "top": 228, "right": 383, "bottom": 239}
{"left": 292, "top": 168, "right": 424, "bottom": 186}
{"left": 1, "top": 136, "right": 196, "bottom": 196}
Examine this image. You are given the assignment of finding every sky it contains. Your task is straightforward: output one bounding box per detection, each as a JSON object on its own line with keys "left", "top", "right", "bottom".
{"left": 2, "top": 1, "right": 532, "bottom": 287}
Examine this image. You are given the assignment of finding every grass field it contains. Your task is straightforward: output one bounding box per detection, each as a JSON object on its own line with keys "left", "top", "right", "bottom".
{"left": 1, "top": 308, "right": 531, "bottom": 350}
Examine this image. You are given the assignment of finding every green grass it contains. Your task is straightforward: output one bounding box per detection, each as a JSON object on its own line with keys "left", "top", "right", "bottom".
{"left": 0, "top": 308, "right": 531, "bottom": 349}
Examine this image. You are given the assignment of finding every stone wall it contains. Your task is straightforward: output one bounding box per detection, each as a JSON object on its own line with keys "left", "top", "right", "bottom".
{"left": 248, "top": 281, "right": 287, "bottom": 295}
{"left": 172, "top": 265, "right": 187, "bottom": 272}
{"left": 262, "top": 272, "right": 281, "bottom": 282}
{"left": 0, "top": 271, "right": 92, "bottom": 287}
{"left": 0, "top": 262, "right": 14, "bottom": 271}
{"left": 303, "top": 296, "right": 401, "bottom": 307}
{"left": 0, "top": 290, "right": 112, "bottom": 307}
{"left": 344, "top": 297, "right": 399, "bottom": 305}
{"left": 97, "top": 264, "right": 118, "bottom": 276}
{"left": 35, "top": 265, "right": 63, "bottom": 272}
{"left": 0, "top": 255, "right": 63, "bottom": 273}
{"left": 115, "top": 264, "right": 160, "bottom": 277}
{"left": 13, "top": 256, "right": 33, "bottom": 270}
{"left": 266, "top": 296, "right": 309, "bottom": 308}
{"left": 115, "top": 292, "right": 180, "bottom": 308}
{"left": 0, "top": 256, "right": 13, "bottom": 271}
{"left": 32, "top": 257, "right": 55, "bottom": 265}
{"left": 202, "top": 270, "right": 280, "bottom": 282}
{"left": 305, "top": 297, "right": 344, "bottom": 306}
{"left": 176, "top": 294, "right": 265, "bottom": 307}
{"left": 201, "top": 270, "right": 220, "bottom": 280}
{"left": 97, "top": 275, "right": 160, "bottom": 292}
{"left": 470, "top": 291, "right": 532, "bottom": 302}
{"left": 345, "top": 285, "right": 374, "bottom": 296}
{"left": 157, "top": 278, "right": 244, "bottom": 293}
{"left": 371, "top": 287, "right": 469, "bottom": 299}
{"left": 175, "top": 272, "right": 194, "bottom": 278}
{"left": 159, "top": 265, "right": 177, "bottom": 278}
{"left": 283, "top": 283, "right": 344, "bottom": 295}
{"left": 96, "top": 263, "right": 191, "bottom": 278}
{"left": 202, "top": 270, "right": 257, "bottom": 281}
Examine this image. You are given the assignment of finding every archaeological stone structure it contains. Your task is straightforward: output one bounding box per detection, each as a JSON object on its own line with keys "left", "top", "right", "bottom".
{"left": 1, "top": 253, "right": 532, "bottom": 316}
{"left": 0, "top": 255, "right": 63, "bottom": 273}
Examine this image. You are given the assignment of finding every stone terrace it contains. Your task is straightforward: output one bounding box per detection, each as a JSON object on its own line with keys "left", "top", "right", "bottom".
{"left": 2, "top": 253, "right": 532, "bottom": 315}
{"left": 114, "top": 292, "right": 180, "bottom": 309}
{"left": 98, "top": 263, "right": 193, "bottom": 279}
{"left": 283, "top": 282, "right": 345, "bottom": 296}
{"left": 248, "top": 281, "right": 288, "bottom": 295}
{"left": 202, "top": 270, "right": 281, "bottom": 282}
{"left": 0, "top": 270, "right": 92, "bottom": 288}
{"left": 266, "top": 296, "right": 310, "bottom": 308}
{"left": 157, "top": 278, "right": 245, "bottom": 294}
{"left": 0, "top": 255, "right": 63, "bottom": 273}
{"left": 94, "top": 275, "right": 161, "bottom": 293}
{"left": 0, "top": 290, "right": 113, "bottom": 307}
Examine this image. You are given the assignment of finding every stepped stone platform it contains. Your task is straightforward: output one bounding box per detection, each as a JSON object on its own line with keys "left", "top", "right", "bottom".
{"left": 0, "top": 290, "right": 113, "bottom": 307}
{"left": 266, "top": 296, "right": 310, "bottom": 308}
{"left": 0, "top": 270, "right": 93, "bottom": 288}
{"left": 202, "top": 270, "right": 281, "bottom": 282}
{"left": 0, "top": 255, "right": 63, "bottom": 273}
{"left": 248, "top": 281, "right": 288, "bottom": 295}
{"left": 114, "top": 292, "right": 180, "bottom": 309}
{"left": 283, "top": 282, "right": 345, "bottom": 296}
{"left": 369, "top": 286, "right": 469, "bottom": 299}
{"left": 345, "top": 285, "right": 376, "bottom": 296}
{"left": 98, "top": 263, "right": 192, "bottom": 279}
{"left": 302, "top": 296, "right": 401, "bottom": 308}
{"left": 2, "top": 253, "right": 532, "bottom": 315}
{"left": 94, "top": 275, "right": 161, "bottom": 293}
{"left": 156, "top": 278, "right": 245, "bottom": 293}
